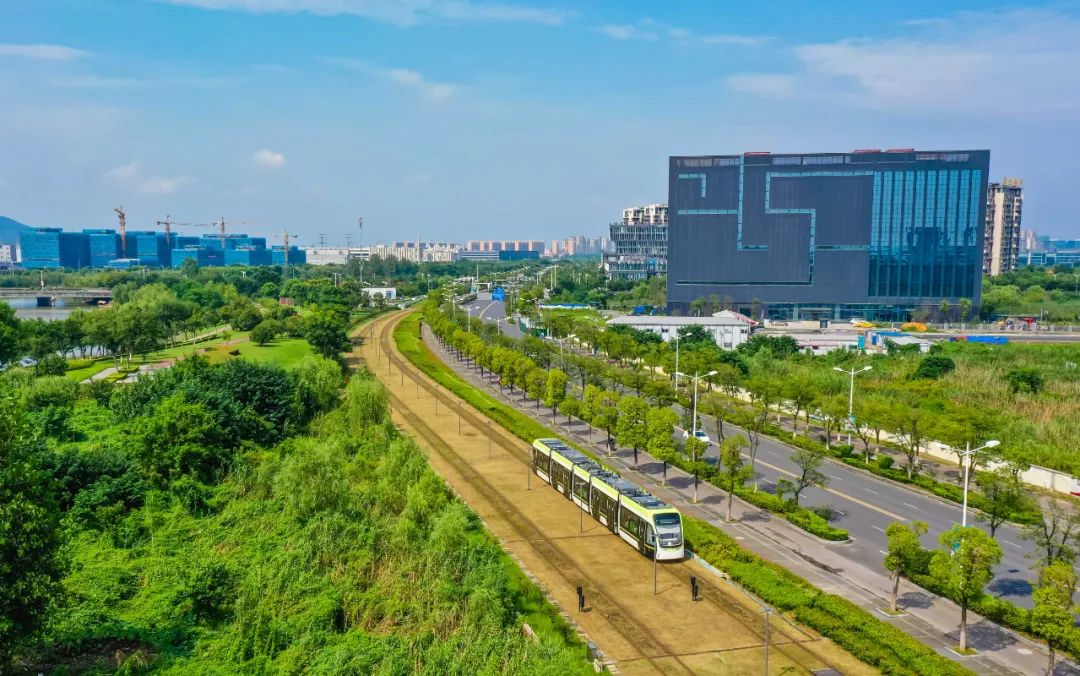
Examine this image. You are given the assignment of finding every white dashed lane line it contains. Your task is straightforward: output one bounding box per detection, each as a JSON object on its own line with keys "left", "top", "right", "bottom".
{"left": 871, "top": 525, "right": 886, "bottom": 534}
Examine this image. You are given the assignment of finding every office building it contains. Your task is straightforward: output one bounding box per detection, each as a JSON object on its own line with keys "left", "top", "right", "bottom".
{"left": 20, "top": 227, "right": 91, "bottom": 269}
{"left": 983, "top": 178, "right": 1023, "bottom": 276}
{"left": 604, "top": 204, "right": 668, "bottom": 281}
{"left": 0, "top": 244, "right": 14, "bottom": 268}
{"left": 128, "top": 231, "right": 171, "bottom": 267}
{"left": 667, "top": 149, "right": 991, "bottom": 321}
{"left": 85, "top": 229, "right": 121, "bottom": 267}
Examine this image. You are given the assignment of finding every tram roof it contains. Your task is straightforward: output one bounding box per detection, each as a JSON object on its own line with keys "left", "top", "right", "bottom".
{"left": 537, "top": 438, "right": 672, "bottom": 511}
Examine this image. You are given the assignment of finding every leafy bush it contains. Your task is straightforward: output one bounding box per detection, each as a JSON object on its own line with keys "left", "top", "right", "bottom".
{"left": 911, "top": 355, "right": 955, "bottom": 380}
{"left": 784, "top": 509, "right": 849, "bottom": 541}
{"left": 877, "top": 455, "right": 894, "bottom": 470}
{"left": 1005, "top": 367, "right": 1044, "bottom": 394}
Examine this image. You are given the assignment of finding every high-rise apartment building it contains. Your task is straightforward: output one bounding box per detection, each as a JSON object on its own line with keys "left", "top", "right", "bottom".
{"left": 983, "top": 178, "right": 1023, "bottom": 276}
{"left": 604, "top": 204, "right": 668, "bottom": 281}
{"left": 667, "top": 150, "right": 991, "bottom": 320}
{"left": 623, "top": 204, "right": 668, "bottom": 225}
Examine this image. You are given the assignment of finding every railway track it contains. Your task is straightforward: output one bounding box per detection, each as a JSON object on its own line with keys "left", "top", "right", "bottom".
{"left": 367, "top": 313, "right": 844, "bottom": 674}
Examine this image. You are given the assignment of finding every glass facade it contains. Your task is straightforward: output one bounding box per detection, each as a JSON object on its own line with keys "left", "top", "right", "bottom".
{"left": 85, "top": 229, "right": 120, "bottom": 267}
{"left": 868, "top": 169, "right": 982, "bottom": 300}
{"left": 20, "top": 228, "right": 63, "bottom": 268}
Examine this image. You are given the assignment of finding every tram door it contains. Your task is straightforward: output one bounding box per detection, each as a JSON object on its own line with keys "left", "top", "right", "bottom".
{"left": 644, "top": 524, "right": 656, "bottom": 557}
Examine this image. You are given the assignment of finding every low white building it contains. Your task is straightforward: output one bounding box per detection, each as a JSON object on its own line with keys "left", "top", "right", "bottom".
{"left": 303, "top": 247, "right": 371, "bottom": 265}
{"left": 606, "top": 310, "right": 757, "bottom": 350}
{"left": 364, "top": 287, "right": 397, "bottom": 301}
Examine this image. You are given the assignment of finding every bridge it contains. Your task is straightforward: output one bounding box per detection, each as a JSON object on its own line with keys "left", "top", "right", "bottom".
{"left": 0, "top": 287, "right": 112, "bottom": 307}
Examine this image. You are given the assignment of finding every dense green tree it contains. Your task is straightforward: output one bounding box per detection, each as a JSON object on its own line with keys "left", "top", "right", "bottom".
{"left": 304, "top": 310, "right": 352, "bottom": 359}
{"left": 1032, "top": 562, "right": 1078, "bottom": 675}
{"left": 0, "top": 303, "right": 19, "bottom": 365}
{"left": 0, "top": 394, "right": 61, "bottom": 666}
{"left": 557, "top": 396, "right": 580, "bottom": 425}
{"left": 646, "top": 407, "right": 679, "bottom": 485}
{"left": 930, "top": 526, "right": 1002, "bottom": 652}
{"left": 544, "top": 368, "right": 568, "bottom": 418}
{"left": 615, "top": 395, "right": 649, "bottom": 467}
{"left": 685, "top": 435, "right": 709, "bottom": 504}
{"left": 250, "top": 319, "right": 280, "bottom": 346}
{"left": 883, "top": 520, "right": 928, "bottom": 613}
{"left": 135, "top": 394, "right": 227, "bottom": 485}
{"left": 1005, "top": 368, "right": 1044, "bottom": 395}
{"left": 291, "top": 355, "right": 344, "bottom": 421}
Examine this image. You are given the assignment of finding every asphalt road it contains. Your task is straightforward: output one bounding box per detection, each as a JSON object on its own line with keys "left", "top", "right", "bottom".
{"left": 462, "top": 294, "right": 523, "bottom": 339}
{"left": 461, "top": 299, "right": 1047, "bottom": 608}
{"left": 680, "top": 411, "right": 1042, "bottom": 608}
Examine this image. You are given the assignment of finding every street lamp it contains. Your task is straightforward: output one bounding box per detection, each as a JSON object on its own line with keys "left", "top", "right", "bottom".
{"left": 673, "top": 332, "right": 681, "bottom": 394}
{"left": 676, "top": 370, "right": 718, "bottom": 436}
{"left": 960, "top": 439, "right": 1001, "bottom": 527}
{"left": 833, "top": 365, "right": 872, "bottom": 445}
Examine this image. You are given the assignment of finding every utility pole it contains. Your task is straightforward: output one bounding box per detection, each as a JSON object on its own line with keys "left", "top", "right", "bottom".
{"left": 318, "top": 233, "right": 327, "bottom": 247}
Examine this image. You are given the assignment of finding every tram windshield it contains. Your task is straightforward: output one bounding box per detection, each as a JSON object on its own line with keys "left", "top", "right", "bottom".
{"left": 655, "top": 514, "right": 680, "bottom": 528}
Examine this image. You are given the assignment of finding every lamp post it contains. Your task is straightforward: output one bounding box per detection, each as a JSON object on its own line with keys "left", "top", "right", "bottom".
{"left": 673, "top": 332, "right": 681, "bottom": 394}
{"left": 676, "top": 370, "right": 718, "bottom": 436}
{"left": 960, "top": 439, "right": 1000, "bottom": 526}
{"left": 833, "top": 365, "right": 872, "bottom": 445}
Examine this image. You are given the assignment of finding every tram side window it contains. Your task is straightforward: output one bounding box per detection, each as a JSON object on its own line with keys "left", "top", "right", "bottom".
{"left": 573, "top": 475, "right": 590, "bottom": 503}
{"left": 619, "top": 506, "right": 642, "bottom": 539}
{"left": 532, "top": 448, "right": 549, "bottom": 473}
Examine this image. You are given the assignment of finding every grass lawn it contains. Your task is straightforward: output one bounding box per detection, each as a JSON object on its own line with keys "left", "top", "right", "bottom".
{"left": 66, "top": 327, "right": 313, "bottom": 381}
{"left": 203, "top": 336, "right": 313, "bottom": 365}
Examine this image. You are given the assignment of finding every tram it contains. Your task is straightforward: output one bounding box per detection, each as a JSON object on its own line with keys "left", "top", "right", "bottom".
{"left": 531, "top": 438, "right": 684, "bottom": 561}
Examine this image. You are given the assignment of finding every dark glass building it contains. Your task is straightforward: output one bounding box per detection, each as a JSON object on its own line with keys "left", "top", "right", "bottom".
{"left": 85, "top": 229, "right": 120, "bottom": 267}
{"left": 667, "top": 149, "right": 990, "bottom": 321}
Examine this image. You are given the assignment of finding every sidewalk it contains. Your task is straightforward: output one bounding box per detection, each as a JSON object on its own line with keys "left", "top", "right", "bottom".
{"left": 425, "top": 323, "right": 1079, "bottom": 676}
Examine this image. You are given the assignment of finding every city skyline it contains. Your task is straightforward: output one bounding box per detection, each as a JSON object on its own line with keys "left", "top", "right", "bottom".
{"left": 3, "top": 2, "right": 1080, "bottom": 242}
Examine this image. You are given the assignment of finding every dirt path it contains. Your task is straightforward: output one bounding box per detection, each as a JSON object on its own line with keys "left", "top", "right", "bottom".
{"left": 357, "top": 312, "right": 872, "bottom": 675}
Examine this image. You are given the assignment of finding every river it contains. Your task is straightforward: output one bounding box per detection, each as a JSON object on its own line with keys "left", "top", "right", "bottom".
{"left": 5, "top": 297, "right": 101, "bottom": 321}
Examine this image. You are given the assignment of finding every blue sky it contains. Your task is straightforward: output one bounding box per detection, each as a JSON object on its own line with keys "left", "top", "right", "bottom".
{"left": 1, "top": 0, "right": 1078, "bottom": 245}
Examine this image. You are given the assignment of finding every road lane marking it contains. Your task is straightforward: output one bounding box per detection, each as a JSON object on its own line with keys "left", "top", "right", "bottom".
{"left": 872, "top": 525, "right": 886, "bottom": 534}
{"left": 745, "top": 454, "right": 904, "bottom": 521}
{"left": 864, "top": 487, "right": 879, "bottom": 495}
{"left": 1004, "top": 541, "right": 1023, "bottom": 549}
{"left": 903, "top": 503, "right": 919, "bottom": 511}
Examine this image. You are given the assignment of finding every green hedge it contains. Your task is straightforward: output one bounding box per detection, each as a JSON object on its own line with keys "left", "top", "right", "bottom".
{"left": 684, "top": 518, "right": 972, "bottom": 676}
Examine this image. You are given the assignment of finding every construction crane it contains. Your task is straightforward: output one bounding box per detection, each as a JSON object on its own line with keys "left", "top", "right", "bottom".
{"left": 211, "top": 217, "right": 262, "bottom": 248}
{"left": 114, "top": 207, "right": 127, "bottom": 258}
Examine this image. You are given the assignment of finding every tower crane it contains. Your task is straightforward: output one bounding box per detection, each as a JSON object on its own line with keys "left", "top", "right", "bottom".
{"left": 114, "top": 207, "right": 127, "bottom": 257}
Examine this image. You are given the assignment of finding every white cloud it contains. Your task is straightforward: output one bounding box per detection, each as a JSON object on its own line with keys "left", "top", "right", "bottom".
{"left": 0, "top": 43, "right": 89, "bottom": 60}
{"left": 726, "top": 74, "right": 796, "bottom": 99}
{"left": 732, "top": 8, "right": 1080, "bottom": 116}
{"left": 326, "top": 58, "right": 456, "bottom": 100}
{"left": 598, "top": 24, "right": 657, "bottom": 41}
{"left": 253, "top": 148, "right": 286, "bottom": 168}
{"left": 104, "top": 161, "right": 191, "bottom": 195}
{"left": 598, "top": 19, "right": 770, "bottom": 46}
{"left": 156, "top": 0, "right": 567, "bottom": 26}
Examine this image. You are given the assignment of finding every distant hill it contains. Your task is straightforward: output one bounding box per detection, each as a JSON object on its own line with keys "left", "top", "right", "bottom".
{"left": 0, "top": 216, "right": 30, "bottom": 244}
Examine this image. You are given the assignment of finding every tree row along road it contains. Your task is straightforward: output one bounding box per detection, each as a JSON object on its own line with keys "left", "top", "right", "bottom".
{"left": 463, "top": 297, "right": 1046, "bottom": 608}
{"left": 433, "top": 309, "right": 1078, "bottom": 675}
{"left": 362, "top": 312, "right": 868, "bottom": 676}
